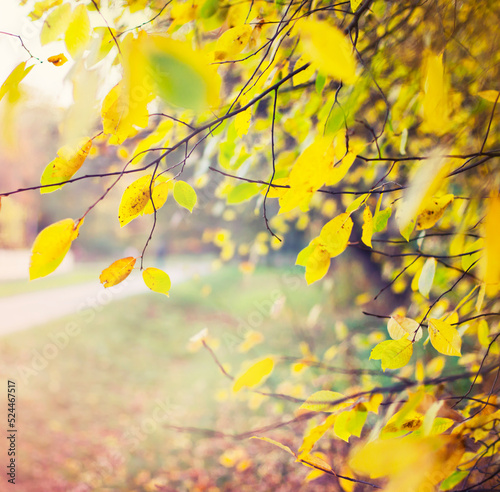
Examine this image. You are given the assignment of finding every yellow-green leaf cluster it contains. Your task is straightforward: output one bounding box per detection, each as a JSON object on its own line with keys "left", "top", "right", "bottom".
{"left": 296, "top": 213, "right": 353, "bottom": 284}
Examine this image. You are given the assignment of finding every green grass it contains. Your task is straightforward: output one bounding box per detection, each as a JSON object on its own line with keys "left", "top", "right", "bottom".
{"left": 1, "top": 262, "right": 463, "bottom": 491}
{"left": 0, "top": 263, "right": 339, "bottom": 491}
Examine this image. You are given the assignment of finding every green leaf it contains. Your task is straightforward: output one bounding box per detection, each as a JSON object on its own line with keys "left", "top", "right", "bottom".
{"left": 173, "top": 181, "right": 197, "bottom": 212}
{"left": 345, "top": 193, "right": 369, "bottom": 214}
{"left": 370, "top": 338, "right": 413, "bottom": 371}
{"left": 440, "top": 470, "right": 468, "bottom": 490}
{"left": 227, "top": 183, "right": 260, "bottom": 204}
{"left": 315, "top": 73, "right": 326, "bottom": 94}
{"left": 373, "top": 206, "right": 392, "bottom": 232}
{"left": 150, "top": 51, "right": 207, "bottom": 110}
{"left": 147, "top": 36, "right": 220, "bottom": 111}
{"left": 200, "top": 0, "right": 219, "bottom": 18}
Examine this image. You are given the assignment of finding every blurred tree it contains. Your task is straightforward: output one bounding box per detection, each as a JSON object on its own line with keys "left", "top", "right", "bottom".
{"left": 1, "top": 0, "right": 500, "bottom": 489}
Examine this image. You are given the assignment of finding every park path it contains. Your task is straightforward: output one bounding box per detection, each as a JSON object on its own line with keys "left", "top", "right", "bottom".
{"left": 0, "top": 261, "right": 210, "bottom": 336}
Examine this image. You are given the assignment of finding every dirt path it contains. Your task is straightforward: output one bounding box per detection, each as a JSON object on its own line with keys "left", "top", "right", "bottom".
{"left": 0, "top": 262, "right": 210, "bottom": 336}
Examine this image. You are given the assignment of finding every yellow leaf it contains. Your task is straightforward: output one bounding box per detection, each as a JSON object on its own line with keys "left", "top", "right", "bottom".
{"left": 350, "top": 435, "right": 464, "bottom": 490}
{"left": 428, "top": 318, "right": 461, "bottom": 356}
{"left": 483, "top": 196, "right": 500, "bottom": 296}
{"left": 173, "top": 181, "right": 197, "bottom": 212}
{"left": 293, "top": 56, "right": 316, "bottom": 85}
{"left": 324, "top": 151, "right": 357, "bottom": 186}
{"left": 296, "top": 240, "right": 331, "bottom": 285}
{"left": 351, "top": 0, "right": 363, "bottom": 12}
{"left": 421, "top": 52, "right": 450, "bottom": 134}
{"left": 345, "top": 193, "right": 369, "bottom": 215}
{"left": 142, "top": 181, "right": 169, "bottom": 215}
{"left": 477, "top": 319, "right": 490, "bottom": 348}
{"left": 478, "top": 90, "right": 500, "bottom": 103}
{"left": 40, "top": 3, "right": 72, "bottom": 45}
{"left": 169, "top": 0, "right": 198, "bottom": 29}
{"left": 29, "top": 218, "right": 82, "bottom": 280}
{"left": 101, "top": 80, "right": 149, "bottom": 145}
{"left": 299, "top": 414, "right": 336, "bottom": 454}
{"left": 143, "top": 267, "right": 171, "bottom": 296}
{"left": 361, "top": 206, "right": 373, "bottom": 247}
{"left": 319, "top": 213, "right": 353, "bottom": 257}
{"left": 334, "top": 406, "right": 366, "bottom": 442}
{"left": 237, "top": 330, "right": 264, "bottom": 353}
{"left": 298, "top": 452, "right": 332, "bottom": 472}
{"left": 65, "top": 4, "right": 91, "bottom": 58}
{"left": 47, "top": 53, "right": 68, "bottom": 66}
{"left": 279, "top": 138, "right": 333, "bottom": 213}
{"left": 298, "top": 20, "right": 357, "bottom": 84}
{"left": 234, "top": 107, "right": 252, "bottom": 138}
{"left": 118, "top": 174, "right": 153, "bottom": 227}
{"left": 381, "top": 409, "right": 423, "bottom": 438}
{"left": 29, "top": 0, "right": 62, "bottom": 20}
{"left": 233, "top": 357, "right": 274, "bottom": 392}
{"left": 40, "top": 139, "right": 92, "bottom": 193}
{"left": 100, "top": 33, "right": 155, "bottom": 145}
{"left": 90, "top": 27, "right": 118, "bottom": 65}
{"left": 396, "top": 151, "right": 450, "bottom": 233}
{"left": 213, "top": 25, "right": 253, "bottom": 61}
{"left": 304, "top": 467, "right": 325, "bottom": 483}
{"left": 262, "top": 177, "right": 288, "bottom": 198}
{"left": 416, "top": 194, "right": 454, "bottom": 230}
{"left": 122, "top": 31, "right": 155, "bottom": 119}
{"left": 349, "top": 435, "right": 438, "bottom": 479}
{"left": 387, "top": 315, "right": 422, "bottom": 341}
{"left": 250, "top": 436, "right": 295, "bottom": 456}
{"left": 99, "top": 257, "right": 136, "bottom": 288}
{"left": 370, "top": 338, "right": 413, "bottom": 371}
{"left": 298, "top": 390, "right": 348, "bottom": 413}
{"left": 364, "top": 394, "right": 383, "bottom": 414}
{"left": 0, "top": 62, "right": 34, "bottom": 104}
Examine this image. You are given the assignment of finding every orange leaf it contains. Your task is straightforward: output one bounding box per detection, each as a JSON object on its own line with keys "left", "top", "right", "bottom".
{"left": 99, "top": 257, "right": 136, "bottom": 288}
{"left": 47, "top": 53, "right": 68, "bottom": 66}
